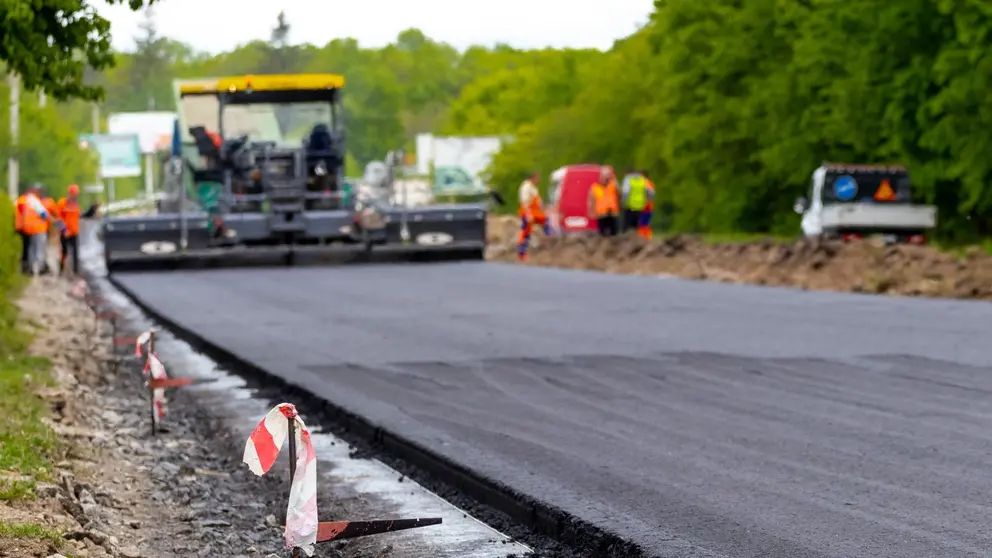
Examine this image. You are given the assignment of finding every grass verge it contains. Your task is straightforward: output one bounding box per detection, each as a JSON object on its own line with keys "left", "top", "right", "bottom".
{"left": 0, "top": 278, "right": 65, "bottom": 552}
{"left": 0, "top": 520, "right": 65, "bottom": 548}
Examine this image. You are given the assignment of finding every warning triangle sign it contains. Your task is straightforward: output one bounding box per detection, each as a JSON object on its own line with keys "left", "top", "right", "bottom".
{"left": 874, "top": 179, "right": 896, "bottom": 201}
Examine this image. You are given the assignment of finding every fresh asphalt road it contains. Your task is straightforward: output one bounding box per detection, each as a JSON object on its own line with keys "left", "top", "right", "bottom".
{"left": 114, "top": 262, "right": 992, "bottom": 557}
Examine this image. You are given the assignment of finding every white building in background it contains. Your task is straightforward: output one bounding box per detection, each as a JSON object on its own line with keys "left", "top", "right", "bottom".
{"left": 415, "top": 133, "right": 503, "bottom": 195}
{"left": 108, "top": 111, "right": 177, "bottom": 153}
{"left": 108, "top": 111, "right": 178, "bottom": 198}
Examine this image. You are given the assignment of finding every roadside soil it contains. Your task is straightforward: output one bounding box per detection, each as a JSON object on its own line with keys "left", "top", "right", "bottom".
{"left": 0, "top": 274, "right": 380, "bottom": 558}
{"left": 486, "top": 216, "right": 992, "bottom": 299}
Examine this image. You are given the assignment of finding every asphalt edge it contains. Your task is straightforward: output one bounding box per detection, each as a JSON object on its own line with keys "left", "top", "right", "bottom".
{"left": 106, "top": 272, "right": 648, "bottom": 558}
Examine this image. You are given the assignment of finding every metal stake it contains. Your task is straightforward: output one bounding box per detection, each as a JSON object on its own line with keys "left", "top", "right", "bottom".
{"left": 286, "top": 415, "right": 301, "bottom": 558}
{"left": 148, "top": 331, "right": 157, "bottom": 436}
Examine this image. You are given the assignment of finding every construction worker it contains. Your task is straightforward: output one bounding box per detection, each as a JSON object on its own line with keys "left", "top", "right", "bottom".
{"left": 39, "top": 186, "right": 60, "bottom": 274}
{"left": 57, "top": 185, "right": 81, "bottom": 276}
{"left": 20, "top": 186, "right": 54, "bottom": 276}
{"left": 14, "top": 191, "right": 29, "bottom": 273}
{"left": 206, "top": 129, "right": 222, "bottom": 149}
{"left": 621, "top": 169, "right": 654, "bottom": 234}
{"left": 637, "top": 170, "right": 657, "bottom": 240}
{"left": 587, "top": 167, "right": 619, "bottom": 236}
{"left": 517, "top": 171, "right": 550, "bottom": 260}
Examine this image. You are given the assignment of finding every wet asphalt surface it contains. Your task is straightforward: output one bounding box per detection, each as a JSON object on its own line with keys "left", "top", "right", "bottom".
{"left": 113, "top": 261, "right": 992, "bottom": 557}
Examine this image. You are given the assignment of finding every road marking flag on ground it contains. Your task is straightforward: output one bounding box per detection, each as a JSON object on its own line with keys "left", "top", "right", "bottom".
{"left": 243, "top": 403, "right": 318, "bottom": 556}
{"left": 143, "top": 353, "right": 168, "bottom": 419}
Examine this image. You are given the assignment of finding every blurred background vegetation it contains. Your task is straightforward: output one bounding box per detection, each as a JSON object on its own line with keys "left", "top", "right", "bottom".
{"left": 4, "top": 1, "right": 992, "bottom": 242}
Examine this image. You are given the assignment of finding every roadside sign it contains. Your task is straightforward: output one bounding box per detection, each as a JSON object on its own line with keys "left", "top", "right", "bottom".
{"left": 84, "top": 184, "right": 105, "bottom": 193}
{"left": 107, "top": 111, "right": 177, "bottom": 154}
{"left": 78, "top": 133, "right": 142, "bottom": 178}
{"left": 833, "top": 175, "right": 858, "bottom": 201}
{"left": 874, "top": 179, "right": 896, "bottom": 201}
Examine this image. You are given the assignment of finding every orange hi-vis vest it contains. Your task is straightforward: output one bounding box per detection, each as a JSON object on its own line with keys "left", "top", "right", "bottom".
{"left": 518, "top": 180, "right": 545, "bottom": 220}
{"left": 20, "top": 196, "right": 49, "bottom": 235}
{"left": 57, "top": 198, "right": 81, "bottom": 236}
{"left": 14, "top": 195, "right": 26, "bottom": 231}
{"left": 43, "top": 197, "right": 56, "bottom": 219}
{"left": 591, "top": 180, "right": 619, "bottom": 216}
{"left": 206, "top": 130, "right": 222, "bottom": 148}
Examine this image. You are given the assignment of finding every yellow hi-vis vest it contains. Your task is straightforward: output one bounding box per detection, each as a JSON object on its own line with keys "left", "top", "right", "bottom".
{"left": 627, "top": 176, "right": 648, "bottom": 211}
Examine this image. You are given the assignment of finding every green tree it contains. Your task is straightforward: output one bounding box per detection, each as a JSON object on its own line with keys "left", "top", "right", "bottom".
{"left": 0, "top": 76, "right": 98, "bottom": 196}
{"left": 442, "top": 48, "right": 602, "bottom": 137}
{"left": 344, "top": 62, "right": 405, "bottom": 165}
{"left": 0, "top": 0, "right": 158, "bottom": 101}
{"left": 115, "top": 7, "right": 177, "bottom": 111}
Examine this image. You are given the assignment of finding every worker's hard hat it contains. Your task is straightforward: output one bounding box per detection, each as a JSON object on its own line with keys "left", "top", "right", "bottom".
{"left": 67, "top": 184, "right": 79, "bottom": 196}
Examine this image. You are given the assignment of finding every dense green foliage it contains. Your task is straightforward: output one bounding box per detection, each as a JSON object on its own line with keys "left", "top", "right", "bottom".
{"left": 5, "top": 2, "right": 992, "bottom": 239}
{"left": 0, "top": 0, "right": 156, "bottom": 101}
{"left": 0, "top": 78, "right": 100, "bottom": 199}
{"left": 454, "top": 0, "right": 992, "bottom": 240}
{"left": 0, "top": 194, "right": 19, "bottom": 287}
{"left": 0, "top": 193, "right": 26, "bottom": 356}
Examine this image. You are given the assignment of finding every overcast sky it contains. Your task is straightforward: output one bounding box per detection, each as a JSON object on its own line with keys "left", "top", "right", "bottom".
{"left": 96, "top": 0, "right": 655, "bottom": 54}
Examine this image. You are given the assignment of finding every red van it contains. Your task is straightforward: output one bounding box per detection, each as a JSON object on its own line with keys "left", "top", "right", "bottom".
{"left": 548, "top": 164, "right": 612, "bottom": 234}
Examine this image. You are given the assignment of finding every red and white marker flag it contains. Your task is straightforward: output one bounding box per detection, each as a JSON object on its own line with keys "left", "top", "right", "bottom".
{"left": 243, "top": 403, "right": 318, "bottom": 556}
{"left": 135, "top": 330, "right": 152, "bottom": 357}
{"left": 143, "top": 353, "right": 168, "bottom": 420}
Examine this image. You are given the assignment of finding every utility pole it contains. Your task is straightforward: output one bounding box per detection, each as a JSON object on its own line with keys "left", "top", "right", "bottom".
{"left": 91, "top": 103, "right": 100, "bottom": 134}
{"left": 91, "top": 103, "right": 106, "bottom": 205}
{"left": 7, "top": 73, "right": 19, "bottom": 200}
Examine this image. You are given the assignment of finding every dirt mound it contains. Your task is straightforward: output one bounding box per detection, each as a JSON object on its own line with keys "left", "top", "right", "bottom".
{"left": 486, "top": 216, "right": 992, "bottom": 299}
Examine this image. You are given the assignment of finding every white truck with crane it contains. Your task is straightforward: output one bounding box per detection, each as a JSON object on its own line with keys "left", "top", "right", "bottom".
{"left": 794, "top": 163, "right": 937, "bottom": 244}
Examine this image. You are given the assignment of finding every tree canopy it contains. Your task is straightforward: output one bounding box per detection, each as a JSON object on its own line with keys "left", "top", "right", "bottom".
{"left": 0, "top": 0, "right": 157, "bottom": 101}
{"left": 5, "top": 3, "right": 992, "bottom": 241}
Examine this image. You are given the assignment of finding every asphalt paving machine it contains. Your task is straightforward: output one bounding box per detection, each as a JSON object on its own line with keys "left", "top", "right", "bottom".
{"left": 101, "top": 73, "right": 488, "bottom": 272}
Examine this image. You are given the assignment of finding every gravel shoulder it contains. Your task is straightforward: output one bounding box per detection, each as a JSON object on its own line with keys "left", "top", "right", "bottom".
{"left": 0, "top": 273, "right": 388, "bottom": 558}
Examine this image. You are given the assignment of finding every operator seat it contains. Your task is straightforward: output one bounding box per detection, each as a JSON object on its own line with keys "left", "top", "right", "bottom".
{"left": 305, "top": 123, "right": 339, "bottom": 210}
{"left": 307, "top": 124, "right": 333, "bottom": 153}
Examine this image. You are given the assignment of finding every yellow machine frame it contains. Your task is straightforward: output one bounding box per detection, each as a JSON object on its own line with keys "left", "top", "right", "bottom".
{"left": 178, "top": 74, "right": 346, "bottom": 96}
